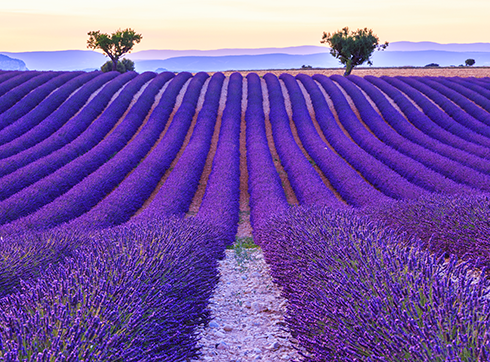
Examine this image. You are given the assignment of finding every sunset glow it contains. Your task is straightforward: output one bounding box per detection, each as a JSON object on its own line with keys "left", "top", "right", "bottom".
{"left": 1, "top": 0, "right": 490, "bottom": 52}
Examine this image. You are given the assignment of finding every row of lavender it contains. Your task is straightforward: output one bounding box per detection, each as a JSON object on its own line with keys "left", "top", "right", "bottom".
{"left": 2, "top": 71, "right": 490, "bottom": 246}
{"left": 246, "top": 73, "right": 490, "bottom": 360}
{"left": 1, "top": 70, "right": 490, "bottom": 359}
{"left": 0, "top": 70, "right": 238, "bottom": 360}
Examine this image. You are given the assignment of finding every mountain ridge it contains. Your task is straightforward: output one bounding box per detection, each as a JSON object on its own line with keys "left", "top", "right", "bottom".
{"left": 2, "top": 42, "right": 490, "bottom": 71}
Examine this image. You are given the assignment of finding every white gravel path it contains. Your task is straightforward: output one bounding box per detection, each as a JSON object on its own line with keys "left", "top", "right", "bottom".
{"left": 196, "top": 247, "right": 302, "bottom": 362}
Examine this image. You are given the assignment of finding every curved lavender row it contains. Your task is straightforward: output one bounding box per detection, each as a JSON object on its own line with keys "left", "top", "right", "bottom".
{"left": 443, "top": 77, "right": 490, "bottom": 113}
{"left": 245, "top": 73, "right": 289, "bottom": 233}
{"left": 321, "top": 74, "right": 461, "bottom": 194}
{"left": 257, "top": 206, "right": 490, "bottom": 361}
{"left": 0, "top": 71, "right": 40, "bottom": 97}
{"left": 295, "top": 74, "right": 393, "bottom": 206}
{"left": 428, "top": 77, "right": 490, "bottom": 123}
{"left": 0, "top": 72, "right": 157, "bottom": 228}
{"left": 365, "top": 75, "right": 490, "bottom": 161}
{"left": 0, "top": 72, "right": 84, "bottom": 131}
{"left": 363, "top": 192, "right": 490, "bottom": 269}
{"left": 71, "top": 72, "right": 194, "bottom": 229}
{"left": 333, "top": 74, "right": 482, "bottom": 193}
{"left": 0, "top": 72, "right": 173, "bottom": 232}
{"left": 399, "top": 76, "right": 490, "bottom": 137}
{"left": 0, "top": 71, "right": 105, "bottom": 152}
{"left": 290, "top": 74, "right": 391, "bottom": 207}
{"left": 448, "top": 77, "right": 490, "bottom": 90}
{"left": 0, "top": 71, "right": 63, "bottom": 117}
{"left": 381, "top": 76, "right": 490, "bottom": 150}
{"left": 308, "top": 74, "right": 426, "bottom": 200}
{"left": 133, "top": 72, "right": 223, "bottom": 221}
{"left": 0, "top": 71, "right": 24, "bottom": 87}
{"left": 459, "top": 77, "right": 490, "bottom": 90}
{"left": 283, "top": 74, "right": 387, "bottom": 208}
{"left": 0, "top": 217, "right": 225, "bottom": 361}
{"left": 0, "top": 71, "right": 137, "bottom": 178}
{"left": 0, "top": 72, "right": 151, "bottom": 201}
{"left": 348, "top": 75, "right": 490, "bottom": 176}
{"left": 264, "top": 73, "right": 340, "bottom": 207}
{"left": 196, "top": 73, "right": 243, "bottom": 245}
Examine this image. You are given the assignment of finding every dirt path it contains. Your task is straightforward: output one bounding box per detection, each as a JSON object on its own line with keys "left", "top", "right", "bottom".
{"left": 197, "top": 248, "right": 302, "bottom": 362}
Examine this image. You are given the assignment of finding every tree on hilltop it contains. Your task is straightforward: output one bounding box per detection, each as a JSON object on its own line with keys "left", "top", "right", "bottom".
{"left": 87, "top": 28, "right": 142, "bottom": 72}
{"left": 321, "top": 27, "right": 388, "bottom": 76}
{"left": 465, "top": 58, "right": 476, "bottom": 66}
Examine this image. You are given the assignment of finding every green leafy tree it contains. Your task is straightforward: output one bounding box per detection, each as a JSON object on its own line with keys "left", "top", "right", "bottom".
{"left": 101, "top": 58, "right": 135, "bottom": 73}
{"left": 465, "top": 58, "right": 476, "bottom": 66}
{"left": 321, "top": 27, "right": 388, "bottom": 76}
{"left": 87, "top": 28, "right": 142, "bottom": 72}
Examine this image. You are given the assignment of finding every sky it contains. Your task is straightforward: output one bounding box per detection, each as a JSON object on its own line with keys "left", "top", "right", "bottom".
{"left": 1, "top": 0, "right": 490, "bottom": 52}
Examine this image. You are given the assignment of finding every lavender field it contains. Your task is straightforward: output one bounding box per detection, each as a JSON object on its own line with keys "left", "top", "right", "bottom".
{"left": 0, "top": 69, "right": 489, "bottom": 360}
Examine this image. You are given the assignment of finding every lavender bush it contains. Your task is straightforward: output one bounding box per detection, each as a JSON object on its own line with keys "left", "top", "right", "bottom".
{"left": 365, "top": 75, "right": 490, "bottom": 160}
{"left": 0, "top": 71, "right": 147, "bottom": 201}
{"left": 362, "top": 192, "right": 490, "bottom": 268}
{"left": 0, "top": 72, "right": 28, "bottom": 89}
{"left": 0, "top": 72, "right": 174, "bottom": 233}
{"left": 133, "top": 72, "right": 222, "bottom": 220}
{"left": 0, "top": 71, "right": 136, "bottom": 178}
{"left": 0, "top": 72, "right": 84, "bottom": 132}
{"left": 257, "top": 206, "right": 490, "bottom": 361}
{"left": 332, "top": 74, "right": 486, "bottom": 193}
{"left": 0, "top": 71, "right": 40, "bottom": 98}
{"left": 440, "top": 77, "right": 490, "bottom": 115}
{"left": 196, "top": 72, "right": 242, "bottom": 245}
{"left": 264, "top": 73, "right": 341, "bottom": 208}
{"left": 348, "top": 75, "right": 490, "bottom": 176}
{"left": 0, "top": 71, "right": 110, "bottom": 154}
{"left": 380, "top": 76, "right": 490, "bottom": 152}
{"left": 0, "top": 72, "right": 157, "bottom": 229}
{"left": 71, "top": 71, "right": 193, "bottom": 229}
{"left": 294, "top": 73, "right": 390, "bottom": 207}
{"left": 0, "top": 216, "right": 225, "bottom": 361}
{"left": 398, "top": 76, "right": 490, "bottom": 138}
{"left": 317, "top": 74, "right": 461, "bottom": 195}
{"left": 304, "top": 74, "right": 426, "bottom": 200}
{"left": 245, "top": 73, "right": 289, "bottom": 231}
{"left": 0, "top": 71, "right": 62, "bottom": 117}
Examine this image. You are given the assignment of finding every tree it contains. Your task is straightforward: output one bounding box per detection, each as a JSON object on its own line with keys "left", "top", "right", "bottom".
{"left": 465, "top": 58, "right": 476, "bottom": 66}
{"left": 87, "top": 28, "right": 142, "bottom": 72}
{"left": 321, "top": 27, "right": 388, "bottom": 76}
{"left": 101, "top": 58, "right": 135, "bottom": 73}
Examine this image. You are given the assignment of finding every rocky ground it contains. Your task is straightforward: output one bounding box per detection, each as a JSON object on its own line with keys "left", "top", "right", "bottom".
{"left": 196, "top": 246, "right": 302, "bottom": 362}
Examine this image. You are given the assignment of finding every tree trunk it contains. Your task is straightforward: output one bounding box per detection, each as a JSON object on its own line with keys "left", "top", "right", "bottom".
{"left": 344, "top": 61, "right": 354, "bottom": 76}
{"left": 112, "top": 58, "right": 118, "bottom": 72}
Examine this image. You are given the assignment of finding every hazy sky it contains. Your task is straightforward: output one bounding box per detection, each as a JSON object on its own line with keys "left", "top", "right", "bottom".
{"left": 1, "top": 0, "right": 489, "bottom": 52}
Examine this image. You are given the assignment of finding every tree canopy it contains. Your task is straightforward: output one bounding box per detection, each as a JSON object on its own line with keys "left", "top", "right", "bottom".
{"left": 87, "top": 28, "right": 142, "bottom": 72}
{"left": 465, "top": 58, "right": 476, "bottom": 66}
{"left": 321, "top": 27, "right": 388, "bottom": 76}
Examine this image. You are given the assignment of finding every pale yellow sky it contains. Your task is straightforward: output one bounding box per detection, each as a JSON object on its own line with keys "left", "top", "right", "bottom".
{"left": 1, "top": 0, "right": 489, "bottom": 52}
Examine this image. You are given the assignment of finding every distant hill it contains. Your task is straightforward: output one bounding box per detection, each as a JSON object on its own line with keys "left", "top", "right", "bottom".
{"left": 371, "top": 50, "right": 490, "bottom": 67}
{"left": 0, "top": 50, "right": 106, "bottom": 71}
{"left": 130, "top": 46, "right": 329, "bottom": 60}
{"left": 2, "top": 42, "right": 490, "bottom": 72}
{"left": 386, "top": 41, "right": 490, "bottom": 52}
{"left": 0, "top": 54, "right": 28, "bottom": 71}
{"left": 134, "top": 51, "right": 490, "bottom": 73}
{"left": 134, "top": 53, "right": 335, "bottom": 73}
